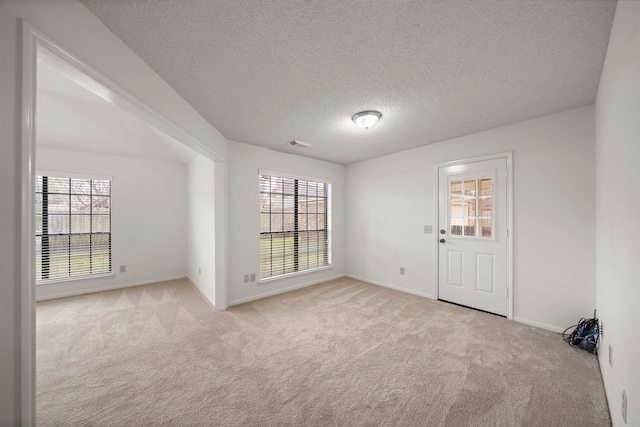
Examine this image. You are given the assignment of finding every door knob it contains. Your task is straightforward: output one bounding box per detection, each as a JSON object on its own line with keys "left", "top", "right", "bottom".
{"left": 440, "top": 229, "right": 446, "bottom": 234}
{"left": 439, "top": 239, "right": 445, "bottom": 243}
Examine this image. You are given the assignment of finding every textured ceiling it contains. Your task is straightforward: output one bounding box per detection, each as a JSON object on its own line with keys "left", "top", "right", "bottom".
{"left": 80, "top": 0, "right": 617, "bottom": 165}
{"left": 38, "top": 61, "right": 197, "bottom": 164}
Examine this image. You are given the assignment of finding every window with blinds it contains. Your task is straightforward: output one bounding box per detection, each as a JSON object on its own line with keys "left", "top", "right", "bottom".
{"left": 259, "top": 172, "right": 331, "bottom": 280}
{"left": 36, "top": 175, "right": 112, "bottom": 282}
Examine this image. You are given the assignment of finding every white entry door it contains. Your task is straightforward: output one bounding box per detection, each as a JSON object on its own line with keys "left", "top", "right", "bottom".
{"left": 438, "top": 157, "right": 509, "bottom": 316}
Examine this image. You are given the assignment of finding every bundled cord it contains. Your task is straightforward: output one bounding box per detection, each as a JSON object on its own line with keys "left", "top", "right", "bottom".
{"left": 562, "top": 310, "right": 600, "bottom": 354}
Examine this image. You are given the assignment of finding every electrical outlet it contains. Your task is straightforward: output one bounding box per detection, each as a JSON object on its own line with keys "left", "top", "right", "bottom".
{"left": 119, "top": 265, "right": 126, "bottom": 273}
{"left": 622, "top": 390, "right": 627, "bottom": 423}
{"left": 609, "top": 344, "right": 613, "bottom": 368}
{"left": 400, "top": 267, "right": 405, "bottom": 275}
{"left": 424, "top": 225, "right": 433, "bottom": 234}
{"left": 244, "top": 274, "right": 249, "bottom": 283}
{"left": 250, "top": 273, "right": 256, "bottom": 282}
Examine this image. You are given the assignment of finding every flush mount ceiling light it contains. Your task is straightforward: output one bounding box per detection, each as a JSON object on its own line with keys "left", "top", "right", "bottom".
{"left": 352, "top": 110, "right": 382, "bottom": 130}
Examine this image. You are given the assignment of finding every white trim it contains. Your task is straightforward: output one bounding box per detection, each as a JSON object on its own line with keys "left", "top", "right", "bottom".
{"left": 20, "top": 21, "right": 38, "bottom": 427}
{"left": 258, "top": 265, "right": 334, "bottom": 285}
{"left": 346, "top": 274, "right": 435, "bottom": 300}
{"left": 434, "top": 151, "right": 514, "bottom": 320}
{"left": 36, "top": 275, "right": 187, "bottom": 301}
{"left": 36, "top": 272, "right": 115, "bottom": 286}
{"left": 513, "top": 317, "right": 565, "bottom": 334}
{"left": 229, "top": 274, "right": 344, "bottom": 306}
{"left": 37, "top": 170, "right": 112, "bottom": 181}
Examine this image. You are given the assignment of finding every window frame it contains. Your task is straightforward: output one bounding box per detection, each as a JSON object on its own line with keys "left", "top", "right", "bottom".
{"left": 258, "top": 170, "right": 332, "bottom": 283}
{"left": 35, "top": 171, "right": 113, "bottom": 285}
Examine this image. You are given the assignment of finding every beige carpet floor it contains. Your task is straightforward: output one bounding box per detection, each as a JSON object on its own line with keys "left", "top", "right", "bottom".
{"left": 36, "top": 277, "right": 610, "bottom": 426}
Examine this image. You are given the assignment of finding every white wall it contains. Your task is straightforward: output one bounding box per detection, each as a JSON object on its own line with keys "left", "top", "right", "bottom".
{"left": 227, "top": 140, "right": 345, "bottom": 305}
{"left": 187, "top": 154, "right": 216, "bottom": 306}
{"left": 595, "top": 2, "right": 640, "bottom": 425}
{"left": 346, "top": 106, "right": 596, "bottom": 332}
{"left": 0, "top": 1, "right": 228, "bottom": 422}
{"left": 36, "top": 148, "right": 187, "bottom": 300}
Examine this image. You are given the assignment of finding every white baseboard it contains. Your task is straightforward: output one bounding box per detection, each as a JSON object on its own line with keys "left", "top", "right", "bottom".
{"left": 513, "top": 316, "right": 565, "bottom": 333}
{"left": 228, "top": 274, "right": 345, "bottom": 306}
{"left": 36, "top": 275, "right": 187, "bottom": 301}
{"left": 345, "top": 274, "right": 435, "bottom": 300}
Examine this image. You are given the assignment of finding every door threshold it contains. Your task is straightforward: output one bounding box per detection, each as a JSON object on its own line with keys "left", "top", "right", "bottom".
{"left": 438, "top": 299, "right": 506, "bottom": 318}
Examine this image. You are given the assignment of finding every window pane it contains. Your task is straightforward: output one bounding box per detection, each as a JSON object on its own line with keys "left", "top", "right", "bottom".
{"left": 465, "top": 219, "right": 476, "bottom": 237}
{"left": 49, "top": 215, "right": 69, "bottom": 234}
{"left": 480, "top": 178, "right": 492, "bottom": 196}
{"left": 71, "top": 196, "right": 91, "bottom": 214}
{"left": 49, "top": 194, "right": 69, "bottom": 214}
{"left": 92, "top": 180, "right": 111, "bottom": 196}
{"left": 464, "top": 180, "right": 476, "bottom": 196}
{"left": 479, "top": 218, "right": 492, "bottom": 238}
{"left": 71, "top": 178, "right": 91, "bottom": 195}
{"left": 463, "top": 199, "right": 476, "bottom": 217}
{"left": 299, "top": 214, "right": 308, "bottom": 231}
{"left": 92, "top": 215, "right": 111, "bottom": 233}
{"left": 271, "top": 214, "right": 283, "bottom": 232}
{"left": 450, "top": 198, "right": 463, "bottom": 217}
{"left": 71, "top": 215, "right": 91, "bottom": 233}
{"left": 260, "top": 213, "right": 270, "bottom": 232}
{"left": 451, "top": 218, "right": 463, "bottom": 236}
{"left": 35, "top": 194, "right": 42, "bottom": 214}
{"left": 451, "top": 181, "right": 462, "bottom": 198}
{"left": 48, "top": 177, "right": 69, "bottom": 194}
{"left": 92, "top": 197, "right": 110, "bottom": 213}
{"left": 271, "top": 194, "right": 283, "bottom": 212}
{"left": 283, "top": 178, "right": 295, "bottom": 195}
{"left": 479, "top": 198, "right": 492, "bottom": 217}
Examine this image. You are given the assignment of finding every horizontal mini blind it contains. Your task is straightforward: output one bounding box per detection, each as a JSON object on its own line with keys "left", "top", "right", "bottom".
{"left": 259, "top": 173, "right": 330, "bottom": 280}
{"left": 36, "top": 175, "right": 112, "bottom": 281}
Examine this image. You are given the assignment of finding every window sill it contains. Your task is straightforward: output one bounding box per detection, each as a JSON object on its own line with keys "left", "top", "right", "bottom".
{"left": 258, "top": 265, "right": 333, "bottom": 286}
{"left": 36, "top": 272, "right": 115, "bottom": 286}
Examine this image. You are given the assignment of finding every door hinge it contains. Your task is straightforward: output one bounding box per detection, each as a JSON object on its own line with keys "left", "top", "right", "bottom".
{"left": 506, "top": 288, "right": 509, "bottom": 298}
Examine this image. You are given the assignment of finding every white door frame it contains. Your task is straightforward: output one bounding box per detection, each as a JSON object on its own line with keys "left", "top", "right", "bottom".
{"left": 433, "top": 152, "right": 514, "bottom": 319}
{"left": 20, "top": 21, "right": 228, "bottom": 425}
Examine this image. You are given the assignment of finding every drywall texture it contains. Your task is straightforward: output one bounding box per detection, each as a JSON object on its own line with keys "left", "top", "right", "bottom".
{"left": 36, "top": 148, "right": 187, "bottom": 300}
{"left": 227, "top": 141, "right": 345, "bottom": 304}
{"left": 187, "top": 154, "right": 216, "bottom": 306}
{"left": 346, "top": 106, "right": 596, "bottom": 332}
{"left": 595, "top": 2, "right": 640, "bottom": 425}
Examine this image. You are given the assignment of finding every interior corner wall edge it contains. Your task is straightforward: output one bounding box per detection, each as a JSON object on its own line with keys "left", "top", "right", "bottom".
{"left": 35, "top": 148, "right": 188, "bottom": 301}
{"left": 226, "top": 140, "right": 346, "bottom": 304}
{"left": 187, "top": 154, "right": 217, "bottom": 307}
{"left": 345, "top": 105, "right": 596, "bottom": 333}
{"left": 594, "top": 1, "right": 640, "bottom": 426}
